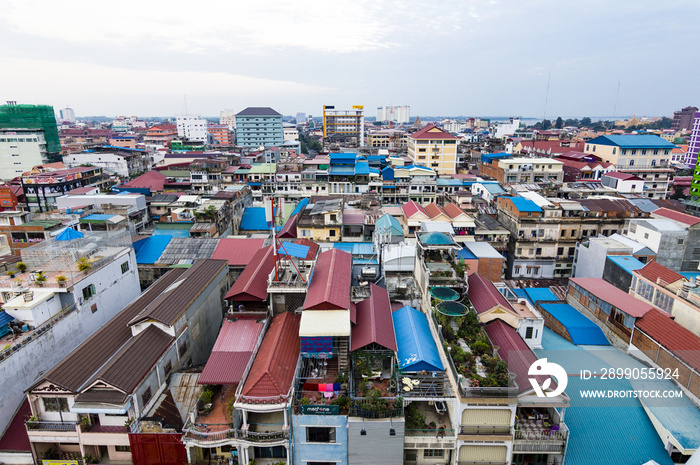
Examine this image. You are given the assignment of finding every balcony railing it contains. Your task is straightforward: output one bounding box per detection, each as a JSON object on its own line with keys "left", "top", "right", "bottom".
{"left": 461, "top": 425, "right": 512, "bottom": 435}
{"left": 513, "top": 428, "right": 568, "bottom": 453}
{"left": 26, "top": 420, "right": 78, "bottom": 432}
{"left": 458, "top": 461, "right": 507, "bottom": 465}
{"left": 406, "top": 428, "right": 455, "bottom": 437}
{"left": 242, "top": 429, "right": 288, "bottom": 442}
{"left": 183, "top": 426, "right": 240, "bottom": 444}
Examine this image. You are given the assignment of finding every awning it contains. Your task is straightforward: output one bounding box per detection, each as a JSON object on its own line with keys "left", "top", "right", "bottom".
{"left": 459, "top": 445, "right": 507, "bottom": 462}
{"left": 300, "top": 310, "right": 350, "bottom": 337}
{"left": 71, "top": 400, "right": 130, "bottom": 415}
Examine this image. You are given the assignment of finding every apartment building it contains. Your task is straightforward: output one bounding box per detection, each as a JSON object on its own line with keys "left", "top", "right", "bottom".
{"left": 63, "top": 146, "right": 150, "bottom": 178}
{"left": 407, "top": 125, "right": 459, "bottom": 175}
{"left": 481, "top": 157, "right": 564, "bottom": 184}
{"left": 207, "top": 123, "right": 233, "bottom": 145}
{"left": 0, "top": 129, "right": 48, "bottom": 180}
{"left": 235, "top": 107, "right": 283, "bottom": 150}
{"left": 21, "top": 166, "right": 106, "bottom": 212}
{"left": 323, "top": 105, "right": 365, "bottom": 147}
{"left": 366, "top": 129, "right": 407, "bottom": 149}
{"left": 144, "top": 124, "right": 177, "bottom": 146}
{"left": 176, "top": 116, "right": 209, "bottom": 143}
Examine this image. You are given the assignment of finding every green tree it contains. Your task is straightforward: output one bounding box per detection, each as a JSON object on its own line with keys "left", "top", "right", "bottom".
{"left": 580, "top": 117, "right": 592, "bottom": 126}
{"left": 554, "top": 117, "right": 564, "bottom": 129}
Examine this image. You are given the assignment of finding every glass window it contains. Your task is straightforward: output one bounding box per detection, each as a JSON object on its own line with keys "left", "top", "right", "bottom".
{"left": 525, "top": 326, "right": 534, "bottom": 339}
{"left": 307, "top": 427, "right": 336, "bottom": 443}
{"left": 43, "top": 397, "right": 69, "bottom": 412}
{"left": 121, "top": 261, "right": 129, "bottom": 273}
{"left": 424, "top": 450, "right": 445, "bottom": 458}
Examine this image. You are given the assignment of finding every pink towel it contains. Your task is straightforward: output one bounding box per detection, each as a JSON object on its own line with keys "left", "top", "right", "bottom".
{"left": 323, "top": 391, "right": 333, "bottom": 399}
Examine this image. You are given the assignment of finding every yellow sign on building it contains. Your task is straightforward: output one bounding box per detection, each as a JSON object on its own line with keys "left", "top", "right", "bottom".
{"left": 352, "top": 105, "right": 364, "bottom": 110}
{"left": 42, "top": 461, "right": 79, "bottom": 465}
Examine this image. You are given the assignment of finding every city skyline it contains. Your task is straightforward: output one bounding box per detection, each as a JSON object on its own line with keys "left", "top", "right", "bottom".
{"left": 0, "top": 0, "right": 698, "bottom": 117}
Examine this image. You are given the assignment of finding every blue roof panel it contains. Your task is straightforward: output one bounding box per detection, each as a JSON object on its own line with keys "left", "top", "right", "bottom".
{"left": 457, "top": 247, "right": 477, "bottom": 260}
{"left": 375, "top": 214, "right": 403, "bottom": 236}
{"left": 509, "top": 196, "right": 542, "bottom": 213}
{"left": 523, "top": 287, "right": 559, "bottom": 305}
{"left": 539, "top": 303, "right": 609, "bottom": 345}
{"left": 329, "top": 166, "right": 355, "bottom": 176}
{"left": 354, "top": 160, "right": 370, "bottom": 175}
{"left": 278, "top": 242, "right": 310, "bottom": 259}
{"left": 240, "top": 207, "right": 272, "bottom": 230}
{"left": 290, "top": 198, "right": 309, "bottom": 217}
{"left": 586, "top": 135, "right": 677, "bottom": 149}
{"left": 606, "top": 255, "right": 645, "bottom": 275}
{"left": 0, "top": 310, "right": 15, "bottom": 327}
{"left": 392, "top": 306, "right": 444, "bottom": 372}
{"left": 134, "top": 235, "right": 172, "bottom": 264}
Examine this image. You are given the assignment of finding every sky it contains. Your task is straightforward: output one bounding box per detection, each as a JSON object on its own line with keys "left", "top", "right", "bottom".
{"left": 0, "top": 0, "right": 698, "bottom": 119}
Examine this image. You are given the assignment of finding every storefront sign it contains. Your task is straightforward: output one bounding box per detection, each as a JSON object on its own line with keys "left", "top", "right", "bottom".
{"left": 301, "top": 404, "right": 339, "bottom": 415}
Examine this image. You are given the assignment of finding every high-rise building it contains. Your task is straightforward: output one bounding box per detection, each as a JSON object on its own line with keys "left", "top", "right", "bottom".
{"left": 322, "top": 105, "right": 365, "bottom": 146}
{"left": 295, "top": 112, "right": 306, "bottom": 124}
{"left": 684, "top": 112, "right": 700, "bottom": 167}
{"left": 208, "top": 123, "right": 233, "bottom": 145}
{"left": 0, "top": 129, "right": 48, "bottom": 180}
{"left": 176, "top": 116, "right": 209, "bottom": 142}
{"left": 0, "top": 102, "right": 61, "bottom": 161}
{"left": 376, "top": 105, "right": 410, "bottom": 124}
{"left": 407, "top": 124, "right": 459, "bottom": 174}
{"left": 220, "top": 110, "right": 236, "bottom": 129}
{"left": 672, "top": 106, "right": 698, "bottom": 131}
{"left": 235, "top": 107, "right": 283, "bottom": 149}
{"left": 59, "top": 107, "right": 75, "bottom": 123}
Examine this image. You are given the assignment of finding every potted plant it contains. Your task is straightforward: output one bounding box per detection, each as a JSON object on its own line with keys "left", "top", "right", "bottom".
{"left": 16, "top": 262, "right": 27, "bottom": 273}
{"left": 35, "top": 272, "right": 47, "bottom": 287}
{"left": 5, "top": 271, "right": 14, "bottom": 279}
{"left": 27, "top": 415, "right": 38, "bottom": 429}
{"left": 77, "top": 257, "right": 91, "bottom": 273}
{"left": 56, "top": 275, "right": 67, "bottom": 287}
{"left": 80, "top": 416, "right": 91, "bottom": 431}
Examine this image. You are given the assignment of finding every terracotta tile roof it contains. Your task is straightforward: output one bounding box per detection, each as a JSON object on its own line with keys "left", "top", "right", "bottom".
{"left": 224, "top": 246, "right": 274, "bottom": 301}
{"left": 636, "top": 260, "right": 686, "bottom": 285}
{"left": 212, "top": 238, "right": 266, "bottom": 267}
{"left": 443, "top": 203, "right": 468, "bottom": 220}
{"left": 424, "top": 203, "right": 448, "bottom": 220}
{"left": 635, "top": 309, "right": 700, "bottom": 372}
{"left": 131, "top": 259, "right": 228, "bottom": 326}
{"left": 468, "top": 273, "right": 513, "bottom": 314}
{"left": 0, "top": 399, "right": 31, "bottom": 452}
{"left": 569, "top": 278, "right": 657, "bottom": 318}
{"left": 303, "top": 249, "right": 352, "bottom": 310}
{"left": 351, "top": 284, "right": 397, "bottom": 352}
{"left": 402, "top": 200, "right": 428, "bottom": 219}
{"left": 652, "top": 208, "right": 700, "bottom": 226}
{"left": 199, "top": 317, "right": 265, "bottom": 385}
{"left": 240, "top": 312, "right": 301, "bottom": 399}
{"left": 408, "top": 124, "right": 458, "bottom": 140}
{"left": 38, "top": 268, "right": 187, "bottom": 392}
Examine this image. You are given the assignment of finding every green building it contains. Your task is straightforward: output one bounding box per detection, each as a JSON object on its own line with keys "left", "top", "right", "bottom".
{"left": 0, "top": 103, "right": 61, "bottom": 160}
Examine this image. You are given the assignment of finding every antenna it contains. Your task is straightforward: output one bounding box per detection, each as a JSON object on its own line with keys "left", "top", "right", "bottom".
{"left": 613, "top": 80, "right": 621, "bottom": 118}
{"left": 543, "top": 73, "right": 551, "bottom": 124}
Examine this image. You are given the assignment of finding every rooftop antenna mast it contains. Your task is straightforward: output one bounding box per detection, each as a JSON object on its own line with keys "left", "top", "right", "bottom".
{"left": 543, "top": 73, "right": 551, "bottom": 124}
{"left": 613, "top": 80, "right": 621, "bottom": 118}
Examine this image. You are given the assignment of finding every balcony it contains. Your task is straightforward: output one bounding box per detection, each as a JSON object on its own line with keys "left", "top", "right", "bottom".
{"left": 405, "top": 401, "right": 455, "bottom": 449}
{"left": 513, "top": 423, "right": 568, "bottom": 454}
{"left": 26, "top": 420, "right": 78, "bottom": 432}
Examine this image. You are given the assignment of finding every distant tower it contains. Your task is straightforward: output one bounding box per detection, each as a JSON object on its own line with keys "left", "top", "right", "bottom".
{"left": 60, "top": 107, "right": 75, "bottom": 123}
{"left": 413, "top": 115, "right": 422, "bottom": 128}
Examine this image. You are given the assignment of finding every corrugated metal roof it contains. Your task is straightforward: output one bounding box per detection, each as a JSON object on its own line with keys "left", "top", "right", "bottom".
{"left": 569, "top": 278, "right": 657, "bottom": 318}
{"left": 300, "top": 310, "right": 351, "bottom": 337}
{"left": 241, "top": 312, "right": 300, "bottom": 399}
{"left": 522, "top": 287, "right": 559, "bottom": 305}
{"left": 424, "top": 203, "right": 449, "bottom": 220}
{"left": 579, "top": 198, "right": 640, "bottom": 213}
{"left": 351, "top": 284, "right": 397, "bottom": 352}
{"left": 392, "top": 306, "right": 443, "bottom": 372}
{"left": 293, "top": 238, "right": 319, "bottom": 261}
{"left": 402, "top": 200, "right": 428, "bottom": 219}
{"left": 0, "top": 310, "right": 15, "bottom": 327}
{"left": 636, "top": 309, "right": 700, "bottom": 373}
{"left": 278, "top": 242, "right": 310, "bottom": 259}
{"left": 224, "top": 246, "right": 274, "bottom": 301}
{"left": 464, "top": 241, "right": 504, "bottom": 259}
{"left": 652, "top": 207, "right": 700, "bottom": 226}
{"left": 468, "top": 273, "right": 513, "bottom": 314}
{"left": 38, "top": 268, "right": 187, "bottom": 392}
{"left": 587, "top": 134, "right": 677, "bottom": 148}
{"left": 375, "top": 213, "right": 403, "bottom": 236}
{"left": 607, "top": 255, "right": 645, "bottom": 275}
{"left": 304, "top": 249, "right": 352, "bottom": 310}
{"left": 236, "top": 107, "right": 281, "bottom": 116}
{"left": 212, "top": 238, "right": 266, "bottom": 267}
{"left": 279, "top": 213, "right": 298, "bottom": 238}
{"left": 199, "top": 318, "right": 265, "bottom": 385}
{"left": 157, "top": 237, "right": 219, "bottom": 264}
{"left": 0, "top": 399, "right": 31, "bottom": 452}
{"left": 290, "top": 198, "right": 309, "bottom": 217}
{"left": 509, "top": 196, "right": 542, "bottom": 213}
{"left": 456, "top": 247, "right": 477, "bottom": 260}
{"left": 539, "top": 303, "right": 610, "bottom": 345}
{"left": 130, "top": 259, "right": 228, "bottom": 326}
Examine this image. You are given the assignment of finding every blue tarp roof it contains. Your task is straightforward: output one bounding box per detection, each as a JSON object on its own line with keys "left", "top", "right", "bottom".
{"left": 0, "top": 310, "right": 15, "bottom": 327}
{"left": 509, "top": 196, "right": 542, "bottom": 213}
{"left": 278, "top": 243, "right": 310, "bottom": 259}
{"left": 457, "top": 247, "right": 477, "bottom": 260}
{"left": 290, "top": 198, "right": 309, "bottom": 217}
{"left": 354, "top": 160, "right": 370, "bottom": 175}
{"left": 333, "top": 242, "right": 375, "bottom": 256}
{"left": 81, "top": 214, "right": 113, "bottom": 221}
{"left": 523, "top": 287, "right": 558, "bottom": 305}
{"left": 393, "top": 306, "right": 444, "bottom": 372}
{"left": 134, "top": 235, "right": 173, "bottom": 264}
{"left": 607, "top": 255, "right": 645, "bottom": 275}
{"left": 240, "top": 207, "right": 272, "bottom": 230}
{"left": 535, "top": 330, "right": 683, "bottom": 465}
{"left": 539, "top": 303, "right": 609, "bottom": 345}
{"left": 55, "top": 227, "right": 84, "bottom": 241}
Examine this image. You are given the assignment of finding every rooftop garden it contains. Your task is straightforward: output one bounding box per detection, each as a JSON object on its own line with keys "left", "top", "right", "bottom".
{"left": 434, "top": 308, "right": 510, "bottom": 388}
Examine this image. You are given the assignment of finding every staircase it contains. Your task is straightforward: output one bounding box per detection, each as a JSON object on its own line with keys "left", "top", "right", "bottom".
{"left": 338, "top": 338, "right": 349, "bottom": 373}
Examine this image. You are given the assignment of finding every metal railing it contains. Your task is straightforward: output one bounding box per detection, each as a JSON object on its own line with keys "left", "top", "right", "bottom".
{"left": 183, "top": 425, "right": 239, "bottom": 443}
{"left": 461, "top": 425, "right": 512, "bottom": 435}
{"left": 514, "top": 428, "right": 568, "bottom": 442}
{"left": 26, "top": 420, "right": 78, "bottom": 432}
{"left": 405, "top": 428, "right": 456, "bottom": 437}
{"left": 349, "top": 403, "right": 404, "bottom": 419}
{"left": 242, "top": 429, "right": 288, "bottom": 442}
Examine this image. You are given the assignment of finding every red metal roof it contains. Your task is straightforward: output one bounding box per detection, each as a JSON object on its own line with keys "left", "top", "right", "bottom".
{"left": 279, "top": 214, "right": 298, "bottom": 238}
{"left": 212, "top": 238, "right": 266, "bottom": 267}
{"left": 408, "top": 124, "right": 459, "bottom": 140}
{"left": 199, "top": 317, "right": 265, "bottom": 385}
{"left": 604, "top": 171, "right": 641, "bottom": 181}
{"left": 303, "top": 249, "right": 352, "bottom": 310}
{"left": 351, "top": 284, "right": 397, "bottom": 352}
{"left": 484, "top": 319, "right": 549, "bottom": 394}
{"left": 569, "top": 278, "right": 658, "bottom": 318}
{"left": 0, "top": 398, "right": 31, "bottom": 452}
{"left": 402, "top": 200, "right": 428, "bottom": 219}
{"left": 343, "top": 209, "right": 365, "bottom": 225}
{"left": 468, "top": 273, "right": 513, "bottom": 314}
{"left": 122, "top": 170, "right": 167, "bottom": 191}
{"left": 294, "top": 238, "right": 319, "bottom": 261}
{"left": 225, "top": 246, "right": 275, "bottom": 301}
{"left": 636, "top": 260, "right": 686, "bottom": 286}
{"left": 635, "top": 309, "right": 700, "bottom": 372}
{"left": 424, "top": 203, "right": 448, "bottom": 220}
{"left": 240, "top": 312, "right": 301, "bottom": 399}
{"left": 443, "top": 203, "right": 468, "bottom": 220}
{"left": 652, "top": 207, "right": 700, "bottom": 226}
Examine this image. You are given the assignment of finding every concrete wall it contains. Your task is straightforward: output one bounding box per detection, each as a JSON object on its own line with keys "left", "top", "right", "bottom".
{"left": 0, "top": 249, "right": 140, "bottom": 437}
{"left": 292, "top": 414, "right": 348, "bottom": 465}
{"left": 347, "top": 417, "right": 405, "bottom": 465}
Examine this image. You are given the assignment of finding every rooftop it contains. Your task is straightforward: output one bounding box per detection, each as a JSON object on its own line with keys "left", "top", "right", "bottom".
{"left": 569, "top": 278, "right": 658, "bottom": 318}
{"left": 636, "top": 260, "right": 686, "bottom": 285}
{"left": 303, "top": 249, "right": 352, "bottom": 311}
{"left": 236, "top": 107, "right": 282, "bottom": 117}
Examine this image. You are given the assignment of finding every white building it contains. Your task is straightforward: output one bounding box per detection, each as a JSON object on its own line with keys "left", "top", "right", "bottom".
{"left": 220, "top": 109, "right": 237, "bottom": 129}
{"left": 283, "top": 124, "right": 299, "bottom": 141}
{"left": 377, "top": 105, "right": 410, "bottom": 124}
{"left": 0, "top": 129, "right": 47, "bottom": 180}
{"left": 177, "top": 116, "right": 209, "bottom": 142}
{"left": 492, "top": 118, "right": 521, "bottom": 139}
{"left": 442, "top": 119, "right": 467, "bottom": 133}
{"left": 63, "top": 150, "right": 149, "bottom": 178}
{"left": 59, "top": 107, "right": 75, "bottom": 123}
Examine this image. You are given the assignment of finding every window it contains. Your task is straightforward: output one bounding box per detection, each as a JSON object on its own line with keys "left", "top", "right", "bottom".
{"left": 557, "top": 247, "right": 564, "bottom": 256}
{"left": 678, "top": 238, "right": 685, "bottom": 245}
{"left": 115, "top": 446, "right": 131, "bottom": 452}
{"left": 164, "top": 360, "right": 172, "bottom": 377}
{"left": 525, "top": 326, "right": 534, "bottom": 339}
{"left": 82, "top": 283, "right": 96, "bottom": 300}
{"left": 644, "top": 233, "right": 649, "bottom": 239}
{"left": 142, "top": 387, "right": 152, "bottom": 406}
{"left": 533, "top": 267, "right": 539, "bottom": 276}
{"left": 424, "top": 450, "right": 445, "bottom": 458}
{"left": 306, "top": 427, "right": 335, "bottom": 443}
{"left": 329, "top": 230, "right": 336, "bottom": 237}
{"left": 121, "top": 261, "right": 129, "bottom": 273}
{"left": 43, "top": 397, "right": 69, "bottom": 412}
{"left": 514, "top": 265, "right": 521, "bottom": 274}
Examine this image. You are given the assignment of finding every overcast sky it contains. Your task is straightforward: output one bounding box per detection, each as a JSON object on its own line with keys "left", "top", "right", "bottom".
{"left": 0, "top": 0, "right": 698, "bottom": 119}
